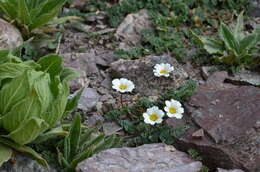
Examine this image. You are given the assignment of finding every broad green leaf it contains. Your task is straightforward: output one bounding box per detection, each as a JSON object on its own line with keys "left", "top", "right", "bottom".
{"left": 68, "top": 114, "right": 81, "bottom": 161}
{"left": 61, "top": 67, "right": 82, "bottom": 82}
{"left": 18, "top": 0, "right": 32, "bottom": 25}
{"left": 191, "top": 31, "right": 224, "bottom": 54}
{"left": 0, "top": 71, "right": 30, "bottom": 114}
{"left": 33, "top": 126, "right": 69, "bottom": 144}
{"left": 234, "top": 11, "right": 245, "bottom": 41}
{"left": 219, "top": 23, "right": 240, "bottom": 54}
{"left": 200, "top": 37, "right": 224, "bottom": 54}
{"left": 0, "top": 143, "right": 12, "bottom": 166}
{"left": 5, "top": 117, "right": 49, "bottom": 145}
{"left": 0, "top": 50, "right": 10, "bottom": 63}
{"left": 0, "top": 2, "right": 17, "bottom": 19}
{"left": 41, "top": 83, "right": 68, "bottom": 127}
{"left": 37, "top": 54, "right": 62, "bottom": 78}
{"left": 239, "top": 34, "right": 257, "bottom": 53}
{"left": 0, "top": 137, "right": 48, "bottom": 168}
{"left": 0, "top": 63, "right": 32, "bottom": 83}
{"left": 1, "top": 93, "right": 41, "bottom": 132}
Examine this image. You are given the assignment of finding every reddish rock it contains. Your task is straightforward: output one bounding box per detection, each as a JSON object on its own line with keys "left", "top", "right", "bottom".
{"left": 168, "top": 71, "right": 260, "bottom": 172}
{"left": 192, "top": 129, "right": 204, "bottom": 139}
{"left": 109, "top": 55, "right": 188, "bottom": 96}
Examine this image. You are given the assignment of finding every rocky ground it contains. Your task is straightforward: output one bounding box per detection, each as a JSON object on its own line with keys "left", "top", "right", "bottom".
{"left": 0, "top": 0, "right": 260, "bottom": 172}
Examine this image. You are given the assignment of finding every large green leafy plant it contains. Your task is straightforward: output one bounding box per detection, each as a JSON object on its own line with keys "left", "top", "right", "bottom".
{"left": 192, "top": 12, "right": 260, "bottom": 67}
{"left": 0, "top": 0, "right": 66, "bottom": 38}
{"left": 0, "top": 51, "right": 81, "bottom": 167}
{"left": 57, "top": 114, "right": 121, "bottom": 172}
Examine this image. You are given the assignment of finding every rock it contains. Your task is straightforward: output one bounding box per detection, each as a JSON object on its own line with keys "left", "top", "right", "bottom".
{"left": 115, "top": 9, "right": 152, "bottom": 49}
{"left": 226, "top": 70, "right": 260, "bottom": 86}
{"left": 63, "top": 49, "right": 115, "bottom": 77}
{"left": 217, "top": 168, "right": 245, "bottom": 172}
{"left": 85, "top": 114, "right": 104, "bottom": 127}
{"left": 0, "top": 154, "right": 56, "bottom": 172}
{"left": 109, "top": 55, "right": 188, "bottom": 96}
{"left": 102, "top": 121, "right": 122, "bottom": 135}
{"left": 69, "top": 0, "right": 86, "bottom": 10}
{"left": 0, "top": 19, "right": 23, "bottom": 50}
{"left": 168, "top": 71, "right": 260, "bottom": 171}
{"left": 76, "top": 144, "right": 202, "bottom": 172}
{"left": 249, "top": 0, "right": 260, "bottom": 17}
{"left": 78, "top": 88, "right": 100, "bottom": 113}
{"left": 192, "top": 129, "right": 204, "bottom": 139}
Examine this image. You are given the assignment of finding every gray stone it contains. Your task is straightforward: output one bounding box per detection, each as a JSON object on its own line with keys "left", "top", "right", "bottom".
{"left": 115, "top": 9, "right": 152, "bottom": 49}
{"left": 0, "top": 19, "right": 23, "bottom": 50}
{"left": 217, "top": 168, "right": 245, "bottom": 172}
{"left": 168, "top": 71, "right": 260, "bottom": 171}
{"left": 0, "top": 154, "right": 56, "bottom": 172}
{"left": 226, "top": 70, "right": 260, "bottom": 86}
{"left": 102, "top": 121, "right": 122, "bottom": 135}
{"left": 76, "top": 144, "right": 202, "bottom": 172}
{"left": 85, "top": 114, "right": 104, "bottom": 127}
{"left": 109, "top": 54, "right": 188, "bottom": 96}
{"left": 78, "top": 88, "right": 100, "bottom": 112}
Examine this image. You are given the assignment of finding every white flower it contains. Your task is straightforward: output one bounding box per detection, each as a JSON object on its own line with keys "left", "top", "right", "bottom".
{"left": 153, "top": 63, "right": 174, "bottom": 77}
{"left": 143, "top": 106, "right": 164, "bottom": 125}
{"left": 164, "top": 99, "right": 184, "bottom": 119}
{"left": 112, "top": 78, "right": 135, "bottom": 93}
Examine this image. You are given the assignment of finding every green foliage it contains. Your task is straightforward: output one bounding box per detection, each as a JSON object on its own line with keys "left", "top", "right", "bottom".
{"left": 105, "top": 80, "right": 197, "bottom": 146}
{"left": 58, "top": 114, "right": 122, "bottom": 172}
{"left": 0, "top": 0, "right": 66, "bottom": 38}
{"left": 188, "top": 149, "right": 209, "bottom": 172}
{"left": 114, "top": 47, "right": 148, "bottom": 59}
{"left": 0, "top": 52, "right": 81, "bottom": 167}
{"left": 192, "top": 12, "right": 260, "bottom": 68}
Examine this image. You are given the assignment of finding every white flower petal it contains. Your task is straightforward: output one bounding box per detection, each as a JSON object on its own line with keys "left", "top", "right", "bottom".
{"left": 175, "top": 113, "right": 183, "bottom": 119}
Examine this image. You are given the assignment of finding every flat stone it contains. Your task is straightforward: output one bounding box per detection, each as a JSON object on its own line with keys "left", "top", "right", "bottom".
{"left": 0, "top": 19, "right": 23, "bottom": 50}
{"left": 169, "top": 71, "right": 260, "bottom": 171}
{"left": 76, "top": 144, "right": 202, "bottom": 172}
{"left": 226, "top": 70, "right": 260, "bottom": 86}
{"left": 77, "top": 88, "right": 100, "bottom": 113}
{"left": 62, "top": 49, "right": 115, "bottom": 77}
{"left": 115, "top": 9, "right": 152, "bottom": 49}
{"left": 109, "top": 55, "right": 188, "bottom": 96}
{"left": 0, "top": 154, "right": 56, "bottom": 172}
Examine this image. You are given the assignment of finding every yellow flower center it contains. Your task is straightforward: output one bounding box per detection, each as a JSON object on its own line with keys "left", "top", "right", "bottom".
{"left": 159, "top": 69, "right": 168, "bottom": 74}
{"left": 149, "top": 114, "right": 158, "bottom": 121}
{"left": 169, "top": 107, "right": 177, "bottom": 114}
{"left": 119, "top": 84, "right": 127, "bottom": 90}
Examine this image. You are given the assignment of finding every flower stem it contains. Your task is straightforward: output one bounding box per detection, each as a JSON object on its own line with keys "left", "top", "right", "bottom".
{"left": 120, "top": 94, "right": 123, "bottom": 107}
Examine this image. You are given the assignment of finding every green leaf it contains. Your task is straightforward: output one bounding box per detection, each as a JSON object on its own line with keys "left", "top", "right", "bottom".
{"left": 0, "top": 71, "right": 30, "bottom": 114}
{"left": 234, "top": 11, "right": 245, "bottom": 41}
{"left": 68, "top": 114, "right": 82, "bottom": 161}
{"left": 0, "top": 50, "right": 10, "bottom": 63}
{"left": 0, "top": 2, "right": 17, "bottom": 19}
{"left": 4, "top": 117, "right": 49, "bottom": 145}
{"left": 0, "top": 137, "right": 48, "bottom": 168}
{"left": 219, "top": 22, "right": 240, "bottom": 54}
{"left": 60, "top": 67, "right": 82, "bottom": 82}
{"left": 33, "top": 126, "right": 69, "bottom": 144}
{"left": 18, "top": 0, "right": 31, "bottom": 25}
{"left": 0, "top": 143, "right": 12, "bottom": 166}
{"left": 37, "top": 54, "right": 62, "bottom": 78}
{"left": 239, "top": 34, "right": 257, "bottom": 53}
{"left": 64, "top": 88, "right": 83, "bottom": 116}
{"left": 200, "top": 37, "right": 224, "bottom": 54}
